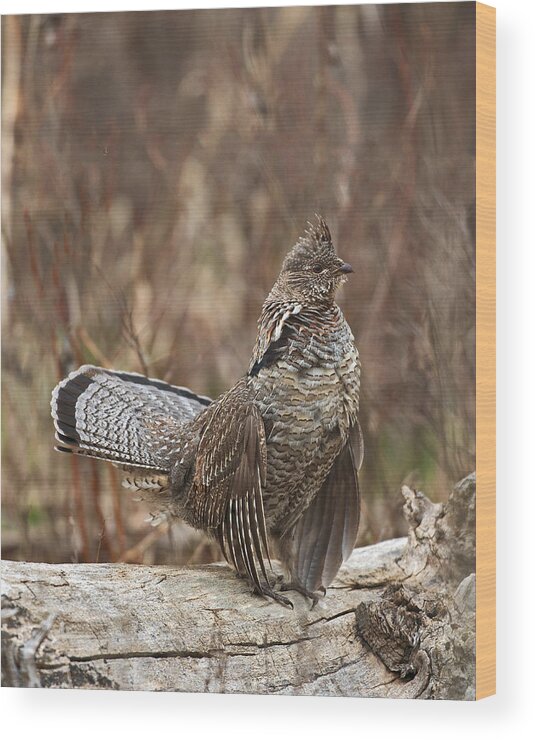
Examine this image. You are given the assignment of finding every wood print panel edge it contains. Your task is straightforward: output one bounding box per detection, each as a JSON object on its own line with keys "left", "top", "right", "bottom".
{"left": 475, "top": 0, "right": 496, "bottom": 701}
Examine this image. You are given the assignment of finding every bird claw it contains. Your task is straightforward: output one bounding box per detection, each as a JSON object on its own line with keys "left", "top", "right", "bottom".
{"left": 253, "top": 583, "right": 294, "bottom": 609}
{"left": 279, "top": 581, "right": 325, "bottom": 609}
{"left": 270, "top": 591, "right": 294, "bottom": 609}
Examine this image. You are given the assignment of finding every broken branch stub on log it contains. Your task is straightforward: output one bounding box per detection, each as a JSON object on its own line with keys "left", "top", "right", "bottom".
{"left": 1, "top": 473, "right": 476, "bottom": 699}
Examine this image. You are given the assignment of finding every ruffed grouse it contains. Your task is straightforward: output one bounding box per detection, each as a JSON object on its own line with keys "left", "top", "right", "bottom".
{"left": 51, "top": 217, "right": 363, "bottom": 607}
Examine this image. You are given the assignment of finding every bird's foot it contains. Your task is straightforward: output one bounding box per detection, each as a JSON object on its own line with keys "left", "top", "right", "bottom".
{"left": 237, "top": 569, "right": 291, "bottom": 607}
{"left": 279, "top": 581, "right": 326, "bottom": 609}
{"left": 253, "top": 583, "right": 294, "bottom": 609}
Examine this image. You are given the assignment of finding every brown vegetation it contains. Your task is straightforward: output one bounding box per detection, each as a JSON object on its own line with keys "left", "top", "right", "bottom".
{"left": 1, "top": 4, "right": 475, "bottom": 565}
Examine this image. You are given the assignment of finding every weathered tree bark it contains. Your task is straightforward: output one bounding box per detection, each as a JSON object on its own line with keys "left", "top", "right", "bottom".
{"left": 1, "top": 473, "right": 476, "bottom": 699}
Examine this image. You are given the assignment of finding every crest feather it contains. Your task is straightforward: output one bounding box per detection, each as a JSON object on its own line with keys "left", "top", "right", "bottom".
{"left": 301, "top": 214, "right": 332, "bottom": 249}
{"left": 282, "top": 216, "right": 334, "bottom": 273}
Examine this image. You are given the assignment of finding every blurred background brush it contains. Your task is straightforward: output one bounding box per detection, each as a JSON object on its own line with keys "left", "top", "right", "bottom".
{"left": 1, "top": 4, "right": 475, "bottom": 565}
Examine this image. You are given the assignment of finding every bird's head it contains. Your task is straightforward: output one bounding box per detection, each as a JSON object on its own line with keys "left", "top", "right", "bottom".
{"left": 271, "top": 216, "right": 353, "bottom": 305}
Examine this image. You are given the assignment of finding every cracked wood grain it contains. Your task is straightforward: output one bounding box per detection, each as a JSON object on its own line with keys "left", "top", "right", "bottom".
{"left": 1, "top": 474, "right": 476, "bottom": 699}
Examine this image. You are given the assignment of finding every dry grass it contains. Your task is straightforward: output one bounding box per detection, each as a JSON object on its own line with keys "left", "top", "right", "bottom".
{"left": 1, "top": 4, "right": 475, "bottom": 564}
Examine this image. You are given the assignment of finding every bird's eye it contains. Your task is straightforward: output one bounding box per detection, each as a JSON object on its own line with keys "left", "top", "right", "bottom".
{"left": 312, "top": 264, "right": 324, "bottom": 274}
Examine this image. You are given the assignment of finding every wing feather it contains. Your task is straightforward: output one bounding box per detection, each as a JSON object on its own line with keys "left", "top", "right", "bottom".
{"left": 286, "top": 425, "right": 361, "bottom": 592}
{"left": 192, "top": 381, "right": 274, "bottom": 597}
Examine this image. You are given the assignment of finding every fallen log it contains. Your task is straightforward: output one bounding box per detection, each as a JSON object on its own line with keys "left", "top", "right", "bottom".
{"left": 1, "top": 473, "right": 476, "bottom": 699}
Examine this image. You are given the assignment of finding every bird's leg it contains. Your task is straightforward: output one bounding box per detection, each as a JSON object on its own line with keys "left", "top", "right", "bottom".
{"left": 269, "top": 573, "right": 285, "bottom": 589}
{"left": 279, "top": 581, "right": 326, "bottom": 609}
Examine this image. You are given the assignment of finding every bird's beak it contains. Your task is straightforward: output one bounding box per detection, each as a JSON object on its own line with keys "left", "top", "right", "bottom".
{"left": 338, "top": 262, "right": 353, "bottom": 274}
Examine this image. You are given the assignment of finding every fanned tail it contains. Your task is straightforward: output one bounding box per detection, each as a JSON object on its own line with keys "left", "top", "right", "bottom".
{"left": 51, "top": 365, "right": 211, "bottom": 476}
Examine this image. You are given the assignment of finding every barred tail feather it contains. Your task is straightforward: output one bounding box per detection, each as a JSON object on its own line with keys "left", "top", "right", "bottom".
{"left": 51, "top": 365, "right": 211, "bottom": 472}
